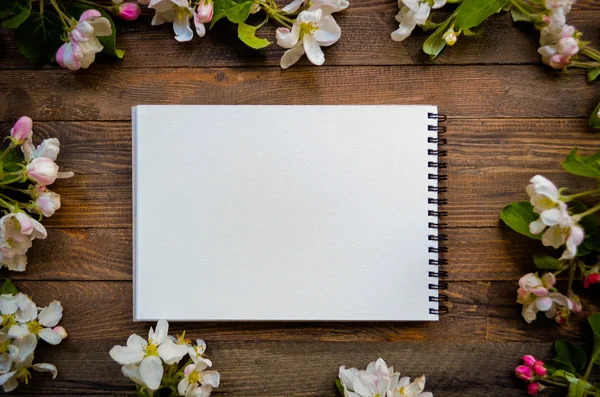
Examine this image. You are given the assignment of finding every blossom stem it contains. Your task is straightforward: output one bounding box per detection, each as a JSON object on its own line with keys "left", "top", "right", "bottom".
{"left": 259, "top": 1, "right": 295, "bottom": 26}
{"left": 0, "top": 144, "right": 15, "bottom": 162}
{"left": 509, "top": 0, "right": 534, "bottom": 19}
{"left": 562, "top": 188, "right": 600, "bottom": 202}
{"left": 49, "top": 0, "right": 72, "bottom": 26}
{"left": 75, "top": 0, "right": 112, "bottom": 11}
{"left": 40, "top": 0, "right": 44, "bottom": 14}
{"left": 568, "top": 260, "right": 575, "bottom": 296}
{"left": 583, "top": 352, "right": 599, "bottom": 381}
{"left": 569, "top": 61, "right": 600, "bottom": 69}
{"left": 581, "top": 47, "right": 600, "bottom": 62}
{"left": 539, "top": 378, "right": 570, "bottom": 387}
{"left": 0, "top": 174, "right": 24, "bottom": 186}
{"left": 0, "top": 197, "right": 15, "bottom": 212}
{"left": 0, "top": 186, "right": 31, "bottom": 195}
{"left": 572, "top": 202, "right": 600, "bottom": 223}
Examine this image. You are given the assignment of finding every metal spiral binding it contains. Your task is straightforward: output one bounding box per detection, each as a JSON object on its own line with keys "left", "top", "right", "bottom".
{"left": 427, "top": 112, "right": 449, "bottom": 316}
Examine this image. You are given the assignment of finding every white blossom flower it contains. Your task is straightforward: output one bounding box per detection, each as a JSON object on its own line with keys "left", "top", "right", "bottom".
{"left": 282, "top": 0, "right": 349, "bottom": 15}
{"left": 150, "top": 0, "right": 205, "bottom": 42}
{"left": 188, "top": 339, "right": 208, "bottom": 363}
{"left": 0, "top": 213, "right": 47, "bottom": 272}
{"left": 538, "top": 205, "right": 584, "bottom": 259}
{"left": 276, "top": 8, "right": 342, "bottom": 69}
{"left": 109, "top": 320, "right": 189, "bottom": 390}
{"left": 538, "top": 18, "right": 579, "bottom": 69}
{"left": 56, "top": 10, "right": 112, "bottom": 71}
{"left": 4, "top": 295, "right": 64, "bottom": 345}
{"left": 177, "top": 361, "right": 220, "bottom": 397}
{"left": 0, "top": 334, "right": 57, "bottom": 392}
{"left": 388, "top": 375, "right": 432, "bottom": 397}
{"left": 526, "top": 175, "right": 560, "bottom": 215}
{"left": 391, "top": 0, "right": 446, "bottom": 42}
{"left": 338, "top": 358, "right": 398, "bottom": 397}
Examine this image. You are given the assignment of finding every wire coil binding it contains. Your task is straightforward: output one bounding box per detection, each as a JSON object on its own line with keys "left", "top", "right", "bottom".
{"left": 427, "top": 112, "right": 449, "bottom": 316}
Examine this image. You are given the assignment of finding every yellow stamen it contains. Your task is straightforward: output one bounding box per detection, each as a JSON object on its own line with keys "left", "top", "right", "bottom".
{"left": 299, "top": 21, "right": 317, "bottom": 35}
{"left": 27, "top": 320, "right": 43, "bottom": 335}
{"left": 174, "top": 5, "right": 191, "bottom": 20}
{"left": 145, "top": 340, "right": 159, "bottom": 357}
{"left": 1, "top": 314, "right": 16, "bottom": 328}
{"left": 16, "top": 368, "right": 31, "bottom": 385}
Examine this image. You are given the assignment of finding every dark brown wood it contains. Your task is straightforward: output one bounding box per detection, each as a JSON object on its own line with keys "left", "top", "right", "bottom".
{"left": 1, "top": 66, "right": 599, "bottom": 122}
{"left": 1, "top": 0, "right": 599, "bottom": 393}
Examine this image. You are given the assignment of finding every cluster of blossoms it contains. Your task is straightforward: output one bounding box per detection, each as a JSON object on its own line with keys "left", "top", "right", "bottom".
{"left": 0, "top": 117, "right": 73, "bottom": 271}
{"left": 536, "top": 0, "right": 580, "bottom": 69}
{"left": 337, "top": 358, "right": 432, "bottom": 397}
{"left": 515, "top": 355, "right": 547, "bottom": 395}
{"left": 110, "top": 320, "right": 220, "bottom": 396}
{"left": 0, "top": 290, "right": 67, "bottom": 392}
{"left": 517, "top": 272, "right": 581, "bottom": 324}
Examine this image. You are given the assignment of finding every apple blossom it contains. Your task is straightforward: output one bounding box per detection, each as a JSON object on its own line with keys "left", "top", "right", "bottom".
{"left": 526, "top": 175, "right": 560, "bottom": 215}
{"left": 26, "top": 157, "right": 59, "bottom": 186}
{"left": 388, "top": 375, "right": 433, "bottom": 397}
{"left": 528, "top": 202, "right": 584, "bottom": 260}
{"left": 276, "top": 9, "right": 342, "bottom": 69}
{"left": 10, "top": 116, "right": 32, "bottom": 143}
{"left": 32, "top": 138, "right": 61, "bottom": 161}
{"left": 522, "top": 355, "right": 537, "bottom": 367}
{"left": 528, "top": 382, "right": 544, "bottom": 395}
{"left": 391, "top": 0, "right": 446, "bottom": 42}
{"left": 36, "top": 190, "right": 62, "bottom": 218}
{"left": 196, "top": 0, "right": 213, "bottom": 23}
{"left": 584, "top": 266, "right": 600, "bottom": 288}
{"left": 109, "top": 320, "right": 189, "bottom": 390}
{"left": 282, "top": 0, "right": 349, "bottom": 15}
{"left": 338, "top": 358, "right": 398, "bottom": 397}
{"left": 56, "top": 10, "right": 113, "bottom": 71}
{"left": 0, "top": 212, "right": 47, "bottom": 271}
{"left": 516, "top": 273, "right": 575, "bottom": 323}
{"left": 150, "top": 0, "right": 205, "bottom": 42}
{"left": 177, "top": 361, "right": 220, "bottom": 397}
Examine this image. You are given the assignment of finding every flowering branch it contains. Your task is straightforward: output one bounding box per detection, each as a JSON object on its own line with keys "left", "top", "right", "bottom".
{"left": 390, "top": 0, "right": 600, "bottom": 129}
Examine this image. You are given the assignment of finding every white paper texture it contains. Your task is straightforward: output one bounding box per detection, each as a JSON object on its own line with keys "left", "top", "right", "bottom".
{"left": 133, "top": 105, "right": 440, "bottom": 321}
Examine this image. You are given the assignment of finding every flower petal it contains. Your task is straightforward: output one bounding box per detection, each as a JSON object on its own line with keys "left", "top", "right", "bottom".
{"left": 32, "top": 363, "right": 58, "bottom": 378}
{"left": 276, "top": 27, "right": 299, "bottom": 49}
{"left": 39, "top": 327, "right": 63, "bottom": 345}
{"left": 158, "top": 338, "right": 189, "bottom": 365}
{"left": 303, "top": 34, "right": 325, "bottom": 66}
{"left": 314, "top": 15, "right": 341, "bottom": 46}
{"left": 8, "top": 324, "right": 29, "bottom": 338}
{"left": 542, "top": 225, "right": 565, "bottom": 249}
{"left": 37, "top": 301, "right": 63, "bottom": 327}
{"left": 109, "top": 345, "right": 145, "bottom": 365}
{"left": 282, "top": 0, "right": 304, "bottom": 13}
{"left": 0, "top": 295, "right": 18, "bottom": 315}
{"left": 173, "top": 13, "right": 194, "bottom": 42}
{"left": 122, "top": 364, "right": 146, "bottom": 386}
{"left": 536, "top": 296, "right": 554, "bottom": 311}
{"left": 140, "top": 355, "right": 164, "bottom": 391}
{"left": 280, "top": 43, "right": 305, "bottom": 69}
{"left": 202, "top": 371, "right": 220, "bottom": 388}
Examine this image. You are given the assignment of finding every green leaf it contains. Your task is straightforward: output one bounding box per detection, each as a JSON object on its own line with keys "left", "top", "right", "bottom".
{"left": 454, "top": 0, "right": 509, "bottom": 30}
{"left": 570, "top": 201, "right": 598, "bottom": 235}
{"left": 14, "top": 11, "right": 64, "bottom": 65}
{"left": 547, "top": 359, "right": 577, "bottom": 375}
{"left": 561, "top": 148, "right": 600, "bottom": 178}
{"left": 587, "top": 69, "right": 600, "bottom": 83}
{"left": 555, "top": 339, "right": 587, "bottom": 375}
{"left": 500, "top": 201, "right": 541, "bottom": 240}
{"left": 335, "top": 378, "right": 344, "bottom": 396}
{"left": 533, "top": 254, "right": 563, "bottom": 270}
{"left": 588, "top": 313, "right": 600, "bottom": 364}
{"left": 69, "top": 2, "right": 124, "bottom": 58}
{"left": 211, "top": 0, "right": 253, "bottom": 28}
{"left": 1, "top": 0, "right": 31, "bottom": 29}
{"left": 567, "top": 379, "right": 585, "bottom": 397}
{"left": 238, "top": 21, "right": 272, "bottom": 49}
{"left": 590, "top": 101, "right": 600, "bottom": 129}
{"left": 423, "top": 21, "right": 451, "bottom": 58}
{"left": 510, "top": 7, "right": 534, "bottom": 22}
{"left": 226, "top": 1, "right": 254, "bottom": 23}
{"left": 584, "top": 232, "right": 600, "bottom": 252}
{"left": 0, "top": 279, "right": 19, "bottom": 295}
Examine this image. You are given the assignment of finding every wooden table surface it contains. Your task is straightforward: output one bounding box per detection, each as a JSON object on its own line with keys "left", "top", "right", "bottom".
{"left": 1, "top": 0, "right": 600, "bottom": 395}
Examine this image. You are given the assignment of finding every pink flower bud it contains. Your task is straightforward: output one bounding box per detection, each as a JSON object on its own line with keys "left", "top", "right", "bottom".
{"left": 528, "top": 382, "right": 544, "bottom": 395}
{"left": 558, "top": 37, "right": 579, "bottom": 58}
{"left": 548, "top": 53, "right": 569, "bottom": 69}
{"left": 36, "top": 191, "right": 61, "bottom": 217}
{"left": 196, "top": 0, "right": 213, "bottom": 23}
{"left": 11, "top": 116, "right": 32, "bottom": 142}
{"left": 117, "top": 2, "right": 141, "bottom": 21}
{"left": 26, "top": 157, "right": 59, "bottom": 186}
{"left": 584, "top": 273, "right": 600, "bottom": 288}
{"left": 533, "top": 361, "right": 546, "bottom": 377}
{"left": 79, "top": 9, "right": 102, "bottom": 22}
{"left": 53, "top": 326, "right": 68, "bottom": 340}
{"left": 515, "top": 365, "right": 532, "bottom": 381}
{"left": 522, "top": 355, "right": 537, "bottom": 367}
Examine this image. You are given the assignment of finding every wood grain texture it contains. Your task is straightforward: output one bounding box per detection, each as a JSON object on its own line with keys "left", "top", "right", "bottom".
{"left": 1, "top": 66, "right": 599, "bottom": 122}
{"left": 1, "top": 1, "right": 600, "bottom": 394}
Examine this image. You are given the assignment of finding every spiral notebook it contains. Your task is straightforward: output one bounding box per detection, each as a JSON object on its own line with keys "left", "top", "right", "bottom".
{"left": 132, "top": 105, "right": 448, "bottom": 321}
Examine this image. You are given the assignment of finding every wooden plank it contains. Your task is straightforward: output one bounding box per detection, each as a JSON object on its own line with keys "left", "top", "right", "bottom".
{"left": 12, "top": 281, "right": 487, "bottom": 342}
{"left": 7, "top": 227, "right": 552, "bottom": 282}
{"left": 1, "top": 66, "right": 599, "bottom": 121}
{"left": 0, "top": 117, "right": 596, "bottom": 175}
{"left": 13, "top": 338, "right": 554, "bottom": 396}
{"left": 0, "top": 5, "right": 598, "bottom": 69}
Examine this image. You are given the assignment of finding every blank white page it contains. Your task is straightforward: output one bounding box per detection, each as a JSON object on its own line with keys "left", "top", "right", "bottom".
{"left": 133, "top": 105, "right": 440, "bottom": 321}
